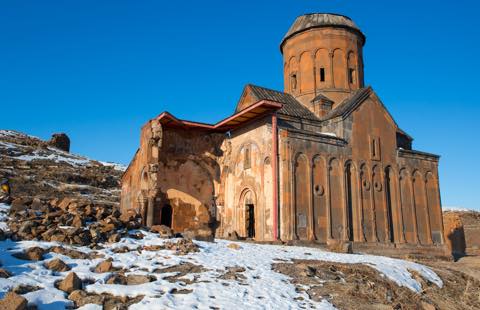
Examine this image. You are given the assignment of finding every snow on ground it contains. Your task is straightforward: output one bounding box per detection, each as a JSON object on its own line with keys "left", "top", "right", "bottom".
{"left": 443, "top": 206, "right": 478, "bottom": 212}
{"left": 0, "top": 203, "right": 443, "bottom": 310}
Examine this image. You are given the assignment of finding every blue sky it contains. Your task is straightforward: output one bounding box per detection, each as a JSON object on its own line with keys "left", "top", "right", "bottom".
{"left": 1, "top": 1, "right": 479, "bottom": 210}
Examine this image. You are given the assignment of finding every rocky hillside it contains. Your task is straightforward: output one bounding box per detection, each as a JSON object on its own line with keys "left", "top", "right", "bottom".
{"left": 0, "top": 130, "right": 125, "bottom": 204}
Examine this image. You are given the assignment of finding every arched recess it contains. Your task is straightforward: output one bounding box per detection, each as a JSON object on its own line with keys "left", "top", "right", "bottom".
{"left": 315, "top": 49, "right": 330, "bottom": 87}
{"left": 312, "top": 155, "right": 327, "bottom": 242}
{"left": 160, "top": 159, "right": 215, "bottom": 232}
{"left": 360, "top": 163, "right": 375, "bottom": 242}
{"left": 329, "top": 158, "right": 344, "bottom": 240}
{"left": 139, "top": 168, "right": 149, "bottom": 221}
{"left": 412, "top": 170, "right": 432, "bottom": 245}
{"left": 372, "top": 165, "right": 387, "bottom": 242}
{"left": 333, "top": 49, "right": 347, "bottom": 89}
{"left": 238, "top": 188, "right": 257, "bottom": 239}
{"left": 344, "top": 161, "right": 358, "bottom": 241}
{"left": 284, "top": 62, "right": 290, "bottom": 92}
{"left": 384, "top": 166, "right": 396, "bottom": 243}
{"left": 288, "top": 57, "right": 299, "bottom": 93}
{"left": 347, "top": 51, "right": 357, "bottom": 87}
{"left": 294, "top": 153, "right": 310, "bottom": 240}
{"left": 263, "top": 157, "right": 273, "bottom": 239}
{"left": 399, "top": 169, "right": 416, "bottom": 243}
{"left": 426, "top": 172, "right": 443, "bottom": 244}
{"left": 299, "top": 52, "right": 313, "bottom": 93}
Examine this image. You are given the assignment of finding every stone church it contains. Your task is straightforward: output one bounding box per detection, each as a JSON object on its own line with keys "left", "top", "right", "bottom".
{"left": 121, "top": 13, "right": 446, "bottom": 254}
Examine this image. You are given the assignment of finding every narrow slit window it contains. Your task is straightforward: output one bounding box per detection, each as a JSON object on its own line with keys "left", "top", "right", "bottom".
{"left": 320, "top": 68, "right": 325, "bottom": 82}
{"left": 349, "top": 68, "right": 356, "bottom": 84}
{"left": 244, "top": 147, "right": 251, "bottom": 169}
{"left": 291, "top": 74, "right": 297, "bottom": 90}
{"left": 371, "top": 137, "right": 380, "bottom": 160}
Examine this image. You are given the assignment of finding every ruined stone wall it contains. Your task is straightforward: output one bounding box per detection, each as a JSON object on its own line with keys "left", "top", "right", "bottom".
{"left": 121, "top": 122, "right": 153, "bottom": 217}
{"left": 443, "top": 211, "right": 480, "bottom": 256}
{"left": 218, "top": 117, "right": 275, "bottom": 241}
{"left": 121, "top": 118, "right": 225, "bottom": 235}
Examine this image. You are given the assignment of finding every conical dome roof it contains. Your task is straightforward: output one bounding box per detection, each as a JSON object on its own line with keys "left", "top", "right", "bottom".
{"left": 280, "top": 13, "right": 365, "bottom": 52}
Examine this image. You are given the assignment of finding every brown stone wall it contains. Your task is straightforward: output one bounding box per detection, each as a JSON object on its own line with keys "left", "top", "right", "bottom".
{"left": 277, "top": 91, "right": 444, "bottom": 251}
{"left": 218, "top": 117, "right": 275, "bottom": 241}
{"left": 282, "top": 27, "right": 365, "bottom": 109}
{"left": 121, "top": 118, "right": 224, "bottom": 234}
{"left": 443, "top": 211, "right": 480, "bottom": 256}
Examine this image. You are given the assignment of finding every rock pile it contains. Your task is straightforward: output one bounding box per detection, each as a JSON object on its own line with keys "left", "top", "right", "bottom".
{"left": 0, "top": 130, "right": 124, "bottom": 204}
{"left": 6, "top": 197, "right": 141, "bottom": 246}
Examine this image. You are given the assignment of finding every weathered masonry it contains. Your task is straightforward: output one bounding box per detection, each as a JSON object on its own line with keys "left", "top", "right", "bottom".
{"left": 121, "top": 13, "right": 447, "bottom": 255}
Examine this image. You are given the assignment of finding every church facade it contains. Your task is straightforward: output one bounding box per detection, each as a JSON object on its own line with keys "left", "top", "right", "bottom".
{"left": 121, "top": 13, "right": 446, "bottom": 254}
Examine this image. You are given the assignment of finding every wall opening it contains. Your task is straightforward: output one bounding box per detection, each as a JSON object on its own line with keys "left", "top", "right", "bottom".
{"left": 345, "top": 163, "right": 354, "bottom": 241}
{"left": 320, "top": 68, "right": 325, "bottom": 82}
{"left": 244, "top": 146, "right": 251, "bottom": 170}
{"left": 161, "top": 204, "right": 173, "bottom": 228}
{"left": 349, "top": 68, "right": 356, "bottom": 84}
{"left": 385, "top": 167, "right": 395, "bottom": 243}
{"left": 246, "top": 204, "right": 255, "bottom": 238}
{"left": 290, "top": 74, "right": 297, "bottom": 91}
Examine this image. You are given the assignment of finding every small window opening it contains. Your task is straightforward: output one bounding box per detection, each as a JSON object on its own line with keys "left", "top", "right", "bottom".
{"left": 348, "top": 68, "right": 356, "bottom": 84}
{"left": 320, "top": 68, "right": 325, "bottom": 82}
{"left": 371, "top": 137, "right": 380, "bottom": 160}
{"left": 244, "top": 147, "right": 251, "bottom": 169}
{"left": 291, "top": 74, "right": 297, "bottom": 90}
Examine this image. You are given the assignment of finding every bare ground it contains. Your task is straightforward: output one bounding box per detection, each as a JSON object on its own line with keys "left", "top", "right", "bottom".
{"left": 273, "top": 256, "right": 480, "bottom": 310}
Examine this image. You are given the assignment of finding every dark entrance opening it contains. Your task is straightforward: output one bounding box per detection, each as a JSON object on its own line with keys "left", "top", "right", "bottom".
{"left": 246, "top": 204, "right": 255, "bottom": 238}
{"left": 345, "top": 163, "right": 354, "bottom": 241}
{"left": 385, "top": 168, "right": 395, "bottom": 242}
{"left": 161, "top": 204, "right": 173, "bottom": 228}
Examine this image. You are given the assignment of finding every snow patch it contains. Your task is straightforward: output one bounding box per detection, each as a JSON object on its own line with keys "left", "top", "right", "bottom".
{"left": 0, "top": 202, "right": 443, "bottom": 309}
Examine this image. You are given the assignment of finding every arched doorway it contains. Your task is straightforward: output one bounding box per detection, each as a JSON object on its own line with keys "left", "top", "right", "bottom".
{"left": 160, "top": 204, "right": 173, "bottom": 228}
{"left": 239, "top": 189, "right": 256, "bottom": 239}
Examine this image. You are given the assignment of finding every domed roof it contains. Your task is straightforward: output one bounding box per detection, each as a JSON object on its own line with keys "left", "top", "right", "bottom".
{"left": 280, "top": 13, "right": 365, "bottom": 52}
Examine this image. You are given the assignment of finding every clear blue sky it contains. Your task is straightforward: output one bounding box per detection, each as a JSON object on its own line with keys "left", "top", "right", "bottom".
{"left": 1, "top": 1, "right": 479, "bottom": 210}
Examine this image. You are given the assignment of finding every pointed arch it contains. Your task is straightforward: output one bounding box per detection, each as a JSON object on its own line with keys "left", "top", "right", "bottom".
{"left": 294, "top": 153, "right": 310, "bottom": 240}
{"left": 360, "top": 163, "right": 375, "bottom": 242}
{"left": 333, "top": 49, "right": 347, "bottom": 89}
{"left": 412, "top": 170, "right": 432, "bottom": 244}
{"left": 329, "top": 158, "right": 344, "bottom": 239}
{"left": 312, "top": 155, "right": 327, "bottom": 242}
{"left": 426, "top": 172, "right": 443, "bottom": 244}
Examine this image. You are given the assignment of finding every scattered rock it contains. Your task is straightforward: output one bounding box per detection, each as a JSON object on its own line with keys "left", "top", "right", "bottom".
{"left": 126, "top": 274, "right": 156, "bottom": 285}
{"left": 0, "top": 268, "right": 12, "bottom": 278}
{"left": 48, "top": 133, "right": 70, "bottom": 153}
{"left": 12, "top": 247, "right": 47, "bottom": 261}
{"left": 182, "top": 226, "right": 214, "bottom": 242}
{"left": 68, "top": 290, "right": 144, "bottom": 309}
{"left": 57, "top": 272, "right": 82, "bottom": 293}
{"left": 227, "top": 243, "right": 241, "bottom": 250}
{"left": 106, "top": 273, "right": 127, "bottom": 285}
{"left": 95, "top": 260, "right": 113, "bottom": 273}
{"left": 164, "top": 238, "right": 199, "bottom": 255}
{"left": 45, "top": 258, "right": 70, "bottom": 272}
{"left": 0, "top": 292, "right": 28, "bottom": 310}
{"left": 12, "top": 285, "right": 41, "bottom": 295}
{"left": 150, "top": 225, "right": 173, "bottom": 238}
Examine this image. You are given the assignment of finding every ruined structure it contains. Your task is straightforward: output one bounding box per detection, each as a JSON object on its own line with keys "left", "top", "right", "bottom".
{"left": 121, "top": 13, "right": 446, "bottom": 254}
